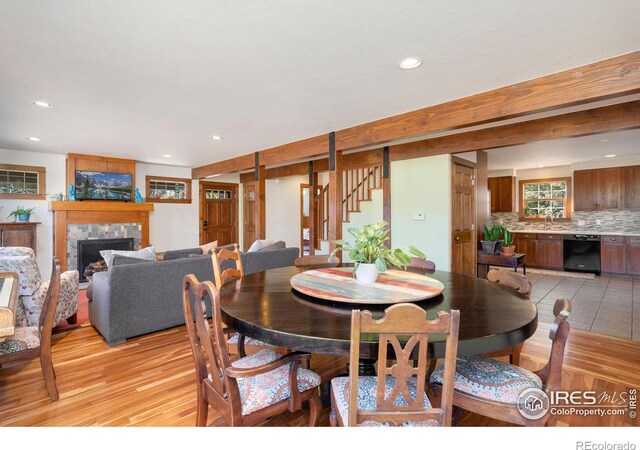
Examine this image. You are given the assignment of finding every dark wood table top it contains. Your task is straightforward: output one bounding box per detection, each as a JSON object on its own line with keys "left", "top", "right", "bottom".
{"left": 219, "top": 265, "right": 538, "bottom": 359}
{"left": 477, "top": 252, "right": 525, "bottom": 263}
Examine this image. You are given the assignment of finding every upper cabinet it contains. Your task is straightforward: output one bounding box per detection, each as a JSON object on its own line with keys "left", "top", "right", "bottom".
{"left": 574, "top": 165, "right": 640, "bottom": 212}
{"left": 488, "top": 176, "right": 515, "bottom": 213}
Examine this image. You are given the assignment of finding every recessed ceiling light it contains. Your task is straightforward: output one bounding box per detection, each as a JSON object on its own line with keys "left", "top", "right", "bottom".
{"left": 398, "top": 57, "right": 422, "bottom": 69}
{"left": 538, "top": 165, "right": 545, "bottom": 168}
{"left": 163, "top": 154, "right": 172, "bottom": 158}
{"left": 27, "top": 137, "right": 41, "bottom": 142}
{"left": 600, "top": 138, "right": 610, "bottom": 143}
{"left": 605, "top": 154, "right": 616, "bottom": 158}
{"left": 33, "top": 100, "right": 53, "bottom": 108}
{"left": 211, "top": 135, "right": 223, "bottom": 141}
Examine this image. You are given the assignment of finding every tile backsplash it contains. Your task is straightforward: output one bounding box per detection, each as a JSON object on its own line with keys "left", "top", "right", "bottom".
{"left": 491, "top": 211, "right": 640, "bottom": 234}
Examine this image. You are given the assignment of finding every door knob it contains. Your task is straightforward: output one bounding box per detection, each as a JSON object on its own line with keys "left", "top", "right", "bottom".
{"left": 454, "top": 236, "right": 460, "bottom": 242}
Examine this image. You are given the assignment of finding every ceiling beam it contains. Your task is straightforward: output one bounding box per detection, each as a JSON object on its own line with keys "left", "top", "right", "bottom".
{"left": 336, "top": 51, "right": 640, "bottom": 151}
{"left": 389, "top": 99, "right": 640, "bottom": 161}
{"left": 192, "top": 51, "right": 640, "bottom": 178}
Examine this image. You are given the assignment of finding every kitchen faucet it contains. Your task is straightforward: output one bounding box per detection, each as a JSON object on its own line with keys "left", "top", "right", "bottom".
{"left": 544, "top": 213, "right": 554, "bottom": 231}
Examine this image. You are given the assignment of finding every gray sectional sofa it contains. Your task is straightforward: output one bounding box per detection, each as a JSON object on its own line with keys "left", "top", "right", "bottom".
{"left": 89, "top": 245, "right": 299, "bottom": 345}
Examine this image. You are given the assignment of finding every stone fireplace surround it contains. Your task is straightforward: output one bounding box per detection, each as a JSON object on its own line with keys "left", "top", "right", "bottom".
{"left": 50, "top": 201, "right": 154, "bottom": 272}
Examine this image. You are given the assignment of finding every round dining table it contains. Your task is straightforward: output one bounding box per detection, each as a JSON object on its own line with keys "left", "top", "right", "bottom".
{"left": 218, "top": 265, "right": 538, "bottom": 361}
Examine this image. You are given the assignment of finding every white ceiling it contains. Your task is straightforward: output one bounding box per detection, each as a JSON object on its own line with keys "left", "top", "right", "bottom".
{"left": 1, "top": 1, "right": 640, "bottom": 168}
{"left": 487, "top": 128, "right": 640, "bottom": 171}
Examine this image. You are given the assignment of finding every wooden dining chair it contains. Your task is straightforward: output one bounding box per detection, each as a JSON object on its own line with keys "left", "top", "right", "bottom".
{"left": 0, "top": 258, "right": 62, "bottom": 401}
{"left": 330, "top": 303, "right": 460, "bottom": 427}
{"left": 408, "top": 257, "right": 436, "bottom": 271}
{"left": 210, "top": 243, "right": 272, "bottom": 357}
{"left": 483, "top": 269, "right": 533, "bottom": 366}
{"left": 182, "top": 274, "right": 322, "bottom": 426}
{"left": 294, "top": 255, "right": 340, "bottom": 267}
{"left": 211, "top": 243, "right": 244, "bottom": 287}
{"left": 429, "top": 298, "right": 572, "bottom": 426}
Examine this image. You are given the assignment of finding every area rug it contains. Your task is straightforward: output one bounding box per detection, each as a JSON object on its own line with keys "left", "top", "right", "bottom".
{"left": 53, "top": 288, "right": 90, "bottom": 333}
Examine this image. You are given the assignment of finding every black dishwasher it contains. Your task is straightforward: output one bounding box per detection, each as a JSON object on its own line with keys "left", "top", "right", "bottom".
{"left": 563, "top": 234, "right": 601, "bottom": 275}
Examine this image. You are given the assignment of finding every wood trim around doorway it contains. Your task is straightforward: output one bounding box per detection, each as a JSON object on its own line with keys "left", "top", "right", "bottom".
{"left": 198, "top": 181, "right": 239, "bottom": 246}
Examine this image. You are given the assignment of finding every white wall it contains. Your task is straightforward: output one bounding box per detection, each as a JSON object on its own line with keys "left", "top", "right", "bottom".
{"left": 1, "top": 149, "right": 66, "bottom": 277}
{"left": 572, "top": 155, "right": 640, "bottom": 171}
{"left": 391, "top": 154, "right": 452, "bottom": 271}
{"left": 265, "top": 174, "right": 306, "bottom": 249}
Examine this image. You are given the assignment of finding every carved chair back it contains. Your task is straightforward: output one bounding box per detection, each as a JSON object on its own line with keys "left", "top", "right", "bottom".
{"left": 487, "top": 269, "right": 532, "bottom": 297}
{"left": 348, "top": 303, "right": 460, "bottom": 426}
{"left": 537, "top": 298, "right": 572, "bottom": 393}
{"left": 39, "top": 258, "right": 61, "bottom": 346}
{"left": 212, "top": 244, "right": 244, "bottom": 287}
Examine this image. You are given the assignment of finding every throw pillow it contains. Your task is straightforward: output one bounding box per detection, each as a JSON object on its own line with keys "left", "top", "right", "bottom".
{"left": 100, "top": 246, "right": 156, "bottom": 268}
{"left": 247, "top": 239, "right": 274, "bottom": 252}
{"left": 200, "top": 240, "right": 218, "bottom": 254}
{"left": 256, "top": 241, "right": 286, "bottom": 252}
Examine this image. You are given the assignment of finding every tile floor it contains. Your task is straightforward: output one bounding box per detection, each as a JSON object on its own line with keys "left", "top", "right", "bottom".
{"left": 524, "top": 271, "right": 639, "bottom": 340}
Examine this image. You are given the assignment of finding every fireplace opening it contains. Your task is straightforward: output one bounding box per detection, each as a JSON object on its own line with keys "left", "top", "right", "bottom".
{"left": 77, "top": 238, "right": 134, "bottom": 282}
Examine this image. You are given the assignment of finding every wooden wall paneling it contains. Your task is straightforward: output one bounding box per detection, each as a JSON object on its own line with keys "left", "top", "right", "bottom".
{"left": 66, "top": 153, "right": 136, "bottom": 193}
{"left": 327, "top": 133, "right": 343, "bottom": 250}
{"left": 389, "top": 100, "right": 640, "bottom": 162}
{"left": 336, "top": 52, "right": 640, "bottom": 151}
{"left": 476, "top": 151, "right": 488, "bottom": 254}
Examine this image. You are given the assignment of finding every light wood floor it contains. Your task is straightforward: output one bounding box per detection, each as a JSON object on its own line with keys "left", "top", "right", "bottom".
{"left": 0, "top": 322, "right": 638, "bottom": 426}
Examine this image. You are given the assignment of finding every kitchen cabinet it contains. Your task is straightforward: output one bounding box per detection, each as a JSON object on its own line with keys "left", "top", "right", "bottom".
{"left": 512, "top": 232, "right": 563, "bottom": 270}
{"left": 488, "top": 176, "right": 515, "bottom": 213}
{"left": 574, "top": 166, "right": 634, "bottom": 212}
{"left": 534, "top": 234, "right": 563, "bottom": 270}
{"left": 602, "top": 235, "right": 640, "bottom": 275}
{"left": 573, "top": 170, "right": 597, "bottom": 211}
{"left": 622, "top": 166, "right": 640, "bottom": 210}
{"left": 596, "top": 168, "right": 621, "bottom": 210}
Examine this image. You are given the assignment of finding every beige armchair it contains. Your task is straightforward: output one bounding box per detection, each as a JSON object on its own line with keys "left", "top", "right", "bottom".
{"left": 0, "top": 247, "right": 79, "bottom": 327}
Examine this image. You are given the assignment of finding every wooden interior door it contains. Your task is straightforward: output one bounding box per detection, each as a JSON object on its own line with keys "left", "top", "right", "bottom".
{"left": 243, "top": 181, "right": 258, "bottom": 251}
{"left": 199, "top": 182, "right": 238, "bottom": 247}
{"left": 451, "top": 161, "right": 476, "bottom": 277}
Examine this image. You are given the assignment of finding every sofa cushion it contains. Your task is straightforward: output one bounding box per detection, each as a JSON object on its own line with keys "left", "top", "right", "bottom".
{"left": 256, "top": 241, "right": 286, "bottom": 252}
{"left": 100, "top": 246, "right": 156, "bottom": 267}
{"left": 112, "top": 255, "right": 157, "bottom": 267}
{"left": 163, "top": 247, "right": 203, "bottom": 260}
{"left": 247, "top": 240, "right": 274, "bottom": 252}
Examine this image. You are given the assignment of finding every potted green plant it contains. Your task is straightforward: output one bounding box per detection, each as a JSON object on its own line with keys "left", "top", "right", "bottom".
{"left": 481, "top": 223, "right": 503, "bottom": 255}
{"left": 7, "top": 206, "right": 35, "bottom": 222}
{"left": 329, "top": 221, "right": 426, "bottom": 284}
{"left": 501, "top": 226, "right": 515, "bottom": 256}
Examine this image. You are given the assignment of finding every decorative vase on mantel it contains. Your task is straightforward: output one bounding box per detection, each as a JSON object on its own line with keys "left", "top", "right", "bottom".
{"left": 355, "top": 263, "right": 379, "bottom": 284}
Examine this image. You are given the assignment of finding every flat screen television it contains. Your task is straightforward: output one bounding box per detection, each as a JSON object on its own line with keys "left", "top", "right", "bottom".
{"left": 75, "top": 170, "right": 133, "bottom": 201}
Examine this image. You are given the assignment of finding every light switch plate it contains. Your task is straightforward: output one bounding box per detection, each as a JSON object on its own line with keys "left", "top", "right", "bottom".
{"left": 413, "top": 213, "right": 425, "bottom": 221}
{"left": 596, "top": 219, "right": 602, "bottom": 225}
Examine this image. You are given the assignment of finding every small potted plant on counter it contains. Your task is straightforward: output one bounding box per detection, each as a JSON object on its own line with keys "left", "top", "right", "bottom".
{"left": 481, "top": 223, "right": 503, "bottom": 255}
{"left": 330, "top": 221, "right": 426, "bottom": 284}
{"left": 501, "top": 227, "right": 515, "bottom": 256}
{"left": 7, "top": 206, "right": 35, "bottom": 222}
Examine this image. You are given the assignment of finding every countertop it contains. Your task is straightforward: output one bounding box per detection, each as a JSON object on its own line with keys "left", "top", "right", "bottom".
{"left": 508, "top": 229, "right": 640, "bottom": 237}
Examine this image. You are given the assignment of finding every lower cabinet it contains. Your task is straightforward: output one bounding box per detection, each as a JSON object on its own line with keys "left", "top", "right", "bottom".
{"left": 513, "top": 233, "right": 563, "bottom": 270}
{"left": 602, "top": 235, "right": 640, "bottom": 275}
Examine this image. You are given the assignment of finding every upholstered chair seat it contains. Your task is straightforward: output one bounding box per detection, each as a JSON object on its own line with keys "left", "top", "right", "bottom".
{"left": 331, "top": 375, "right": 439, "bottom": 427}
{"left": 429, "top": 355, "right": 543, "bottom": 404}
{"left": 227, "top": 334, "right": 269, "bottom": 348}
{"left": 0, "top": 247, "right": 79, "bottom": 327}
{"left": 221, "top": 349, "right": 321, "bottom": 415}
{"left": 0, "top": 327, "right": 41, "bottom": 355}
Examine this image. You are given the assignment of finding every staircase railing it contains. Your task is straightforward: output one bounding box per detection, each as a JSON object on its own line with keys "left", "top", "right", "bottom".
{"left": 342, "top": 164, "right": 383, "bottom": 222}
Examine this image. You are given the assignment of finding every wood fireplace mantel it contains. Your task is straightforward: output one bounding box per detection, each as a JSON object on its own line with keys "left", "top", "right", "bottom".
{"left": 50, "top": 201, "right": 154, "bottom": 272}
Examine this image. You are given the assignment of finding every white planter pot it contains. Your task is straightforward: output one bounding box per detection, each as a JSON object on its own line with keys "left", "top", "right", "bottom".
{"left": 355, "top": 263, "right": 379, "bottom": 284}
